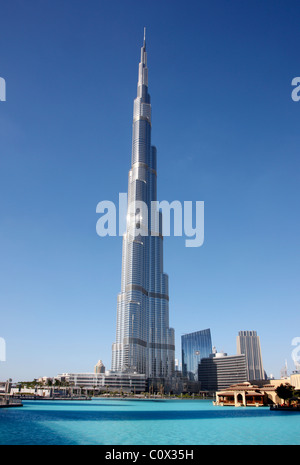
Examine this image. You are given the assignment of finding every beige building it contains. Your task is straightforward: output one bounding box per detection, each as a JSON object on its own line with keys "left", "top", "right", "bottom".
{"left": 248, "top": 374, "right": 300, "bottom": 391}
{"left": 290, "top": 373, "right": 300, "bottom": 390}
{"left": 94, "top": 360, "right": 106, "bottom": 374}
{"left": 214, "top": 382, "right": 281, "bottom": 407}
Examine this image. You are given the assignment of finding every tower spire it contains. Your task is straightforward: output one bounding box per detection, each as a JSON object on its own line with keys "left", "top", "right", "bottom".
{"left": 138, "top": 28, "right": 148, "bottom": 87}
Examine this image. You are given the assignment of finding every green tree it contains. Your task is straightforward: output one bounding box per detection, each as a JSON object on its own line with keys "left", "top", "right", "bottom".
{"left": 275, "top": 383, "right": 294, "bottom": 405}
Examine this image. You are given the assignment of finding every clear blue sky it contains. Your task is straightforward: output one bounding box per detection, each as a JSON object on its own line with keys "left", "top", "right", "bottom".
{"left": 0, "top": 0, "right": 299, "bottom": 381}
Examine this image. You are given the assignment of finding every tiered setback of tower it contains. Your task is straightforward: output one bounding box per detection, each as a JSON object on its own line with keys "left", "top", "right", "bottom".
{"left": 111, "top": 30, "right": 175, "bottom": 379}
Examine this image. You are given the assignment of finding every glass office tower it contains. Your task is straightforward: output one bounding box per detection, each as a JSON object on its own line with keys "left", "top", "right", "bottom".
{"left": 237, "top": 330, "right": 265, "bottom": 381}
{"left": 182, "top": 329, "right": 212, "bottom": 381}
{"left": 111, "top": 30, "right": 175, "bottom": 379}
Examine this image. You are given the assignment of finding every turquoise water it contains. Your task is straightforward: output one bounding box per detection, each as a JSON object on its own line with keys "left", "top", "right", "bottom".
{"left": 0, "top": 398, "right": 299, "bottom": 445}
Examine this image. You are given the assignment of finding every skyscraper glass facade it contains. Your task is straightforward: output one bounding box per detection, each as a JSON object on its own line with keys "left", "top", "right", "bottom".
{"left": 111, "top": 31, "right": 175, "bottom": 378}
{"left": 181, "top": 329, "right": 212, "bottom": 381}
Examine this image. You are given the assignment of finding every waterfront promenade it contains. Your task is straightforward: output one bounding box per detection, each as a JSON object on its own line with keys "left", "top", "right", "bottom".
{"left": 0, "top": 396, "right": 23, "bottom": 408}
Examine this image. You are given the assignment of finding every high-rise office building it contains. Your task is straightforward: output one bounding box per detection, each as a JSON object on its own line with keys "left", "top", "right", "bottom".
{"left": 111, "top": 30, "right": 175, "bottom": 379}
{"left": 237, "top": 330, "right": 265, "bottom": 381}
{"left": 181, "top": 329, "right": 212, "bottom": 381}
{"left": 198, "top": 351, "right": 247, "bottom": 391}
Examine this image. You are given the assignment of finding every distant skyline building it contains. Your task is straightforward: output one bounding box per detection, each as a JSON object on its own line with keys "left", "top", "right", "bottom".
{"left": 198, "top": 351, "right": 247, "bottom": 391}
{"left": 111, "top": 29, "right": 175, "bottom": 378}
{"left": 94, "top": 360, "right": 105, "bottom": 374}
{"left": 181, "top": 329, "right": 212, "bottom": 381}
{"left": 237, "top": 331, "right": 265, "bottom": 381}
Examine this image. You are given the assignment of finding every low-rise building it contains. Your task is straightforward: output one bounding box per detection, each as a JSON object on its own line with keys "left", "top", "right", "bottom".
{"left": 56, "top": 371, "right": 146, "bottom": 393}
{"left": 214, "top": 382, "right": 280, "bottom": 407}
{"left": 290, "top": 373, "right": 300, "bottom": 390}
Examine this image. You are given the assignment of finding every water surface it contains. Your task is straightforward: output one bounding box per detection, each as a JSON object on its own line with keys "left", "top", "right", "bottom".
{"left": 0, "top": 398, "right": 299, "bottom": 445}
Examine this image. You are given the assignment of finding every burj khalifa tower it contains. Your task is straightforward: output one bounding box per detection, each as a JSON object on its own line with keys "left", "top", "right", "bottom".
{"left": 111, "top": 30, "right": 175, "bottom": 379}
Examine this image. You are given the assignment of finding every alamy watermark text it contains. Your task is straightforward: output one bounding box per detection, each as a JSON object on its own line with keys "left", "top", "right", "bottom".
{"left": 0, "top": 77, "right": 6, "bottom": 101}
{"left": 96, "top": 194, "right": 204, "bottom": 247}
{"left": 291, "top": 77, "right": 300, "bottom": 101}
